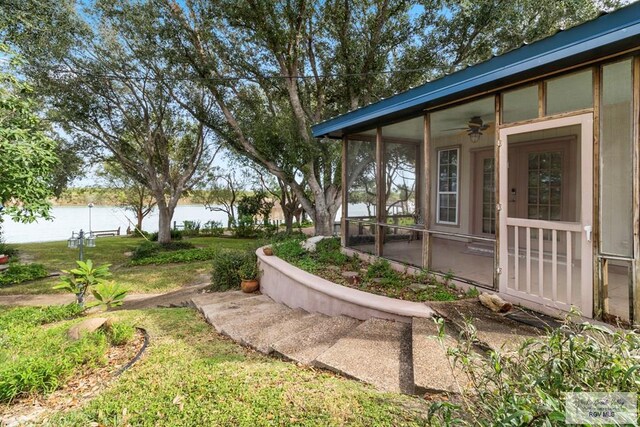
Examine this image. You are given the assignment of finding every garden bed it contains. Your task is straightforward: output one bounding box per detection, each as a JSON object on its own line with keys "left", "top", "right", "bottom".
{"left": 0, "top": 306, "right": 145, "bottom": 425}
{"left": 270, "top": 237, "right": 474, "bottom": 303}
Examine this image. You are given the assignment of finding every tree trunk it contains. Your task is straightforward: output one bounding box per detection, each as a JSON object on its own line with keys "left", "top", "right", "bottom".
{"left": 136, "top": 207, "right": 144, "bottom": 232}
{"left": 283, "top": 209, "right": 294, "bottom": 233}
{"left": 313, "top": 202, "right": 339, "bottom": 236}
{"left": 157, "top": 203, "right": 173, "bottom": 244}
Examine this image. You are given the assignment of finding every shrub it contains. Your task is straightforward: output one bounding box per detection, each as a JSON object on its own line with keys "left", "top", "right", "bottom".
{"left": 131, "top": 241, "right": 160, "bottom": 260}
{"left": 107, "top": 321, "right": 135, "bottom": 346}
{"left": 210, "top": 249, "right": 248, "bottom": 292}
{"left": 132, "top": 241, "right": 195, "bottom": 261}
{"left": 0, "top": 241, "right": 18, "bottom": 258}
{"left": 315, "top": 238, "right": 348, "bottom": 266}
{"left": 272, "top": 239, "right": 306, "bottom": 262}
{"left": 365, "top": 259, "right": 396, "bottom": 280}
{"left": 159, "top": 241, "right": 195, "bottom": 251}
{"left": 203, "top": 220, "right": 224, "bottom": 237}
{"left": 0, "top": 263, "right": 48, "bottom": 286}
{"left": 270, "top": 231, "right": 307, "bottom": 243}
{"left": 428, "top": 316, "right": 640, "bottom": 426}
{"left": 149, "top": 229, "right": 183, "bottom": 241}
{"left": 130, "top": 248, "right": 218, "bottom": 266}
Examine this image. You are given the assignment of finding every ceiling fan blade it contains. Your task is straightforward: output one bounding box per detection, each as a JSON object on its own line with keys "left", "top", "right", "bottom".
{"left": 441, "top": 127, "right": 469, "bottom": 131}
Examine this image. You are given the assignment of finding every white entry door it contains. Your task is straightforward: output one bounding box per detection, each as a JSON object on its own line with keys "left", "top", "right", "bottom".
{"left": 499, "top": 114, "right": 593, "bottom": 317}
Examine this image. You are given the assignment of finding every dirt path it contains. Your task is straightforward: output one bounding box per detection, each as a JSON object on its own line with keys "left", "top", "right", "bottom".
{"left": 0, "top": 293, "right": 163, "bottom": 307}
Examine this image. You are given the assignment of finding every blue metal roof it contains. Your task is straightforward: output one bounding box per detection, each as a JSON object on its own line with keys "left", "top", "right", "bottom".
{"left": 312, "top": 2, "right": 640, "bottom": 138}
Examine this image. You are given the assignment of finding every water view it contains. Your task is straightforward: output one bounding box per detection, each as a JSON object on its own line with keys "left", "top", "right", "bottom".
{"left": 2, "top": 205, "right": 230, "bottom": 244}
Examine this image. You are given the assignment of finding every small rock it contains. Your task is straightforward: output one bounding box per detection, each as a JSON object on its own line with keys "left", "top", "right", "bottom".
{"left": 408, "top": 283, "right": 430, "bottom": 292}
{"left": 371, "top": 278, "right": 384, "bottom": 284}
{"left": 326, "top": 265, "right": 341, "bottom": 272}
{"left": 342, "top": 271, "right": 360, "bottom": 285}
{"left": 301, "top": 235, "right": 328, "bottom": 252}
{"left": 263, "top": 247, "right": 273, "bottom": 256}
{"left": 123, "top": 251, "right": 133, "bottom": 257}
{"left": 68, "top": 317, "right": 111, "bottom": 340}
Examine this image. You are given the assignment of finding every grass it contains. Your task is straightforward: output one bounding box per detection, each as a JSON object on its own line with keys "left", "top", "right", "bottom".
{"left": 0, "top": 236, "right": 257, "bottom": 295}
{"left": 47, "top": 308, "right": 429, "bottom": 426}
{"left": 0, "top": 304, "right": 134, "bottom": 403}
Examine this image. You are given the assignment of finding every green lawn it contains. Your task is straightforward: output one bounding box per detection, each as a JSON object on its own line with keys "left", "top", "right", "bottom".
{"left": 0, "top": 236, "right": 258, "bottom": 295}
{"left": 42, "top": 308, "right": 429, "bottom": 426}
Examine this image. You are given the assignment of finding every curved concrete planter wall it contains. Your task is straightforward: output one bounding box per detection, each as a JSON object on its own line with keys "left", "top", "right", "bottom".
{"left": 257, "top": 247, "right": 434, "bottom": 323}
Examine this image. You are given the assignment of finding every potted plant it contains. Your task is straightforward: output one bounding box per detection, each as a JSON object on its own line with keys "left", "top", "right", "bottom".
{"left": 0, "top": 254, "right": 9, "bottom": 265}
{"left": 238, "top": 259, "right": 259, "bottom": 293}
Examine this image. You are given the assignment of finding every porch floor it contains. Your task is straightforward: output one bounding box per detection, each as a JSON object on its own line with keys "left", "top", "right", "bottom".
{"left": 348, "top": 237, "right": 629, "bottom": 321}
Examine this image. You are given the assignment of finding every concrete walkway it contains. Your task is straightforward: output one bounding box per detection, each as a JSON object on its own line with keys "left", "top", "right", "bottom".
{"left": 0, "top": 283, "right": 209, "bottom": 308}
{"left": 191, "top": 292, "right": 544, "bottom": 395}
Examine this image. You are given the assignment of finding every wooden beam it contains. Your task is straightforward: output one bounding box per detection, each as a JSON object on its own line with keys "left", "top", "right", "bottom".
{"left": 493, "top": 94, "right": 501, "bottom": 290}
{"left": 341, "top": 137, "right": 348, "bottom": 247}
{"left": 632, "top": 55, "right": 640, "bottom": 324}
{"left": 375, "top": 127, "right": 384, "bottom": 257}
{"left": 538, "top": 82, "right": 545, "bottom": 118}
{"left": 592, "top": 66, "right": 602, "bottom": 318}
{"left": 422, "top": 114, "right": 432, "bottom": 269}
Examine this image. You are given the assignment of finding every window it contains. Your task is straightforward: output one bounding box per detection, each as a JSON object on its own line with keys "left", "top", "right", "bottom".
{"left": 545, "top": 69, "right": 593, "bottom": 115}
{"left": 502, "top": 85, "right": 538, "bottom": 123}
{"left": 437, "top": 148, "right": 459, "bottom": 224}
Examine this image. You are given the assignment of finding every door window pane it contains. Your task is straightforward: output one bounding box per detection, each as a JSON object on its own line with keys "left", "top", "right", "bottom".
{"left": 437, "top": 148, "right": 458, "bottom": 224}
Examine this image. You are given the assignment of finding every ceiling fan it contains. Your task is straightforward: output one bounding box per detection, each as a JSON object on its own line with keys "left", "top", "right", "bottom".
{"left": 442, "top": 116, "right": 490, "bottom": 143}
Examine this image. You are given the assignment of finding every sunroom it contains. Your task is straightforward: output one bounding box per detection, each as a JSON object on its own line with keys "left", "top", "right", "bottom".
{"left": 312, "top": 3, "right": 640, "bottom": 323}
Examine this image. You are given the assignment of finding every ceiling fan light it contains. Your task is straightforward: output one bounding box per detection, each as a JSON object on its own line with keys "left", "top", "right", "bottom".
{"left": 468, "top": 131, "right": 482, "bottom": 144}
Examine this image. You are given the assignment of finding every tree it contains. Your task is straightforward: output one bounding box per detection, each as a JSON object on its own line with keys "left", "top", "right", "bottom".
{"left": 194, "top": 167, "right": 246, "bottom": 229}
{"left": 98, "top": 162, "right": 156, "bottom": 233}
{"left": 0, "top": 45, "right": 58, "bottom": 224}
{"left": 5, "top": 2, "right": 219, "bottom": 243}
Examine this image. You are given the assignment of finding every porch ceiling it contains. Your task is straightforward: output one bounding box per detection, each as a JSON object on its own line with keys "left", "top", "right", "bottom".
{"left": 311, "top": 1, "right": 640, "bottom": 139}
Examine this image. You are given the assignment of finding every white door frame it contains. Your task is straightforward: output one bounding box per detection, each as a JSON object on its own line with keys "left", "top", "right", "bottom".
{"left": 498, "top": 113, "right": 594, "bottom": 317}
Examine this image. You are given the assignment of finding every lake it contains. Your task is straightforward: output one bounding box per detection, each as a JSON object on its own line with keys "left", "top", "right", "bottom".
{"left": 1, "top": 205, "right": 231, "bottom": 244}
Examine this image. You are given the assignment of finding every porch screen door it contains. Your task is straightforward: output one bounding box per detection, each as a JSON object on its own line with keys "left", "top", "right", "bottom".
{"left": 498, "top": 114, "right": 593, "bottom": 317}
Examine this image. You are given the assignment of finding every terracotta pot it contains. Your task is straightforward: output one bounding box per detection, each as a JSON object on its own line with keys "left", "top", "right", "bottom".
{"left": 262, "top": 247, "right": 273, "bottom": 256}
{"left": 241, "top": 279, "right": 259, "bottom": 293}
{"left": 0, "top": 255, "right": 9, "bottom": 265}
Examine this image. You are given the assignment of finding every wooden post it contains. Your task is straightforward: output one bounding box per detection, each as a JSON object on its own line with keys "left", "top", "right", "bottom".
{"left": 494, "top": 94, "right": 501, "bottom": 290}
{"left": 632, "top": 55, "right": 640, "bottom": 324}
{"left": 341, "top": 137, "right": 348, "bottom": 247}
{"left": 592, "top": 66, "right": 602, "bottom": 318}
{"left": 375, "top": 127, "right": 384, "bottom": 257}
{"left": 422, "top": 114, "right": 431, "bottom": 270}
{"left": 537, "top": 82, "right": 545, "bottom": 118}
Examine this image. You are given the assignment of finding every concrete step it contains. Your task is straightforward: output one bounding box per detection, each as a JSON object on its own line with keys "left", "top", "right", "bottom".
{"left": 243, "top": 311, "right": 328, "bottom": 354}
{"left": 199, "top": 294, "right": 276, "bottom": 332}
{"left": 313, "top": 318, "right": 414, "bottom": 393}
{"left": 191, "top": 291, "right": 257, "bottom": 309}
{"left": 411, "top": 317, "right": 464, "bottom": 394}
{"left": 430, "top": 300, "right": 542, "bottom": 352}
{"left": 219, "top": 306, "right": 301, "bottom": 350}
{"left": 272, "top": 315, "right": 362, "bottom": 365}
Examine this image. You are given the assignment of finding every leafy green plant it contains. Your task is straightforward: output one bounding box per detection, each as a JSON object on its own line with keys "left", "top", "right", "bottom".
{"left": 0, "top": 263, "right": 48, "bottom": 286}
{"left": 238, "top": 258, "right": 258, "bottom": 281}
{"left": 272, "top": 238, "right": 306, "bottom": 262}
{"left": 429, "top": 315, "right": 640, "bottom": 426}
{"left": 107, "top": 321, "right": 135, "bottom": 346}
{"left": 131, "top": 241, "right": 160, "bottom": 260}
{"left": 315, "top": 237, "right": 348, "bottom": 266}
{"left": 130, "top": 248, "right": 218, "bottom": 266}
{"left": 203, "top": 220, "right": 224, "bottom": 237}
{"left": 53, "top": 260, "right": 112, "bottom": 307}
{"left": 88, "top": 281, "right": 129, "bottom": 309}
{"left": 365, "top": 259, "right": 396, "bottom": 280}
{"left": 210, "top": 249, "right": 246, "bottom": 291}
{"left": 150, "top": 229, "right": 183, "bottom": 241}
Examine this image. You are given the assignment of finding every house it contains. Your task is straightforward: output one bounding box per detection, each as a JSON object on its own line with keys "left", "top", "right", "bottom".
{"left": 311, "top": 2, "right": 640, "bottom": 323}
